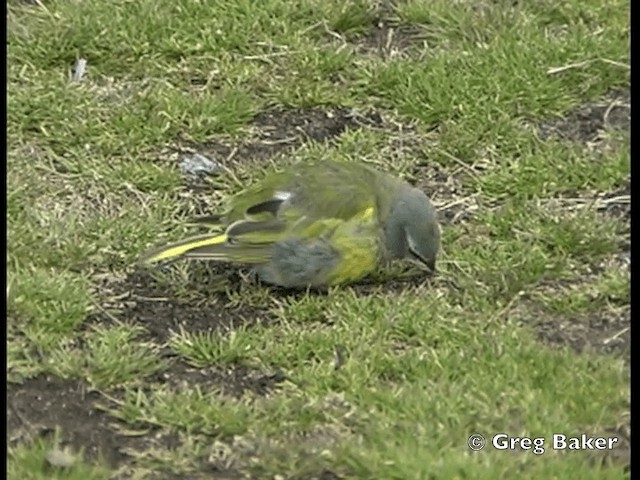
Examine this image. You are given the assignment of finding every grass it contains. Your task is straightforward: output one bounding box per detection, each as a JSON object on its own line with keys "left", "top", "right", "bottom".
{"left": 7, "top": 0, "right": 630, "bottom": 478}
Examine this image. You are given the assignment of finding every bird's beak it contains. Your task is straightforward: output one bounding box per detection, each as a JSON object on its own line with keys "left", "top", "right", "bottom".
{"left": 424, "top": 258, "right": 436, "bottom": 274}
{"left": 408, "top": 255, "right": 436, "bottom": 273}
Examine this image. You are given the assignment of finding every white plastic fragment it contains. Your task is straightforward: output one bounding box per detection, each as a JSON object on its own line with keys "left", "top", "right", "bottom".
{"left": 71, "top": 58, "right": 87, "bottom": 82}
{"left": 45, "top": 448, "right": 76, "bottom": 468}
{"left": 179, "top": 153, "right": 221, "bottom": 178}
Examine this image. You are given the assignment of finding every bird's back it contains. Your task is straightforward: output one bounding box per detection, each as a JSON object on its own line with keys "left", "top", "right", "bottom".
{"left": 225, "top": 161, "right": 403, "bottom": 224}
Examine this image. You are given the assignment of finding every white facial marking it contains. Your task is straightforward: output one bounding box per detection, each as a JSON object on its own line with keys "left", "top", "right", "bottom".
{"left": 407, "top": 232, "right": 419, "bottom": 252}
{"left": 274, "top": 191, "right": 292, "bottom": 201}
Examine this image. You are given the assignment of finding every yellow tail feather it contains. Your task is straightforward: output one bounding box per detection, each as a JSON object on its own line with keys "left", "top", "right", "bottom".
{"left": 138, "top": 233, "right": 228, "bottom": 265}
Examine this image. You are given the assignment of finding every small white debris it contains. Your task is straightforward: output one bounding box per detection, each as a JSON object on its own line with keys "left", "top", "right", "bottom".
{"left": 45, "top": 447, "right": 76, "bottom": 468}
{"left": 179, "top": 153, "right": 221, "bottom": 178}
{"left": 71, "top": 58, "right": 87, "bottom": 82}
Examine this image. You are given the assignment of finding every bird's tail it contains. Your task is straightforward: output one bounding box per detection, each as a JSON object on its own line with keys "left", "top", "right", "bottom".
{"left": 138, "top": 231, "right": 274, "bottom": 266}
{"left": 138, "top": 233, "right": 231, "bottom": 265}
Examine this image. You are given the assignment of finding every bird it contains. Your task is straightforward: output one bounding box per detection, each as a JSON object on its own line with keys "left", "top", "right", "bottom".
{"left": 138, "top": 160, "right": 441, "bottom": 289}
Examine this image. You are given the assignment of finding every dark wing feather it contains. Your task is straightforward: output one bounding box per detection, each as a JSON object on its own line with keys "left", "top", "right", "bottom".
{"left": 246, "top": 198, "right": 286, "bottom": 217}
{"left": 226, "top": 219, "right": 286, "bottom": 243}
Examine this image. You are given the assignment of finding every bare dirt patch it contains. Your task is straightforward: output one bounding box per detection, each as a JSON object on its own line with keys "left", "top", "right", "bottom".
{"left": 534, "top": 305, "right": 629, "bottom": 357}
{"left": 7, "top": 375, "right": 178, "bottom": 468}
{"left": 172, "top": 106, "right": 384, "bottom": 173}
{"left": 522, "top": 253, "right": 629, "bottom": 359}
{"left": 86, "top": 267, "right": 290, "bottom": 395}
{"left": 89, "top": 268, "right": 273, "bottom": 344}
{"left": 154, "top": 361, "right": 287, "bottom": 398}
{"left": 354, "top": 21, "right": 430, "bottom": 59}
{"left": 537, "top": 87, "right": 630, "bottom": 143}
{"left": 6, "top": 372, "right": 285, "bottom": 476}
{"left": 321, "top": 0, "right": 432, "bottom": 59}
{"left": 249, "top": 107, "right": 384, "bottom": 147}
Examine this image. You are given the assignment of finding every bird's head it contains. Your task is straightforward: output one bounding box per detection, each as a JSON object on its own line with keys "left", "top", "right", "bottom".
{"left": 384, "top": 186, "right": 441, "bottom": 272}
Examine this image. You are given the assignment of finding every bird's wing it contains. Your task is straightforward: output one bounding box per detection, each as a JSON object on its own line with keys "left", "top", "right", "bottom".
{"left": 223, "top": 162, "right": 382, "bottom": 225}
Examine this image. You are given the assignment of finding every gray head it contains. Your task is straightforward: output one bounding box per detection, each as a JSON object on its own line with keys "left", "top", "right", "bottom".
{"left": 383, "top": 186, "right": 441, "bottom": 272}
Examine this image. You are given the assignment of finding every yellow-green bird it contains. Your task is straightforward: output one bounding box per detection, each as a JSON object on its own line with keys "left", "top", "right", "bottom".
{"left": 139, "top": 160, "right": 441, "bottom": 288}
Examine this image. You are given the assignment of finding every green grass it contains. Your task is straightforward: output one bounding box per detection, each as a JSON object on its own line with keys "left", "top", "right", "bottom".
{"left": 7, "top": 0, "right": 629, "bottom": 478}
{"left": 9, "top": 436, "right": 110, "bottom": 480}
